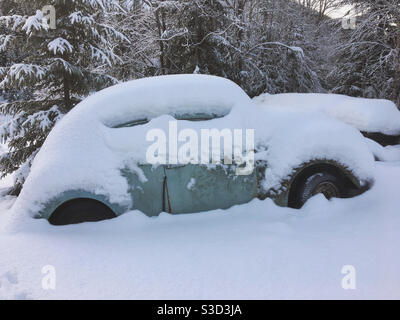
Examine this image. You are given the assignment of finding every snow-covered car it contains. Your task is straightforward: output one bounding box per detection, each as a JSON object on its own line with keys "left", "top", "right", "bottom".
{"left": 253, "top": 93, "right": 400, "bottom": 146}
{"left": 13, "top": 75, "right": 375, "bottom": 225}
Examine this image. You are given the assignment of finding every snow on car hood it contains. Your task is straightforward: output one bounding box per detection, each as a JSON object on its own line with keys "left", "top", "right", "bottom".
{"left": 253, "top": 93, "right": 400, "bottom": 136}
{"left": 11, "top": 75, "right": 375, "bottom": 219}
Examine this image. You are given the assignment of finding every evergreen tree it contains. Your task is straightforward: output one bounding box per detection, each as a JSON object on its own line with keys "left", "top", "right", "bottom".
{"left": 0, "top": 0, "right": 127, "bottom": 194}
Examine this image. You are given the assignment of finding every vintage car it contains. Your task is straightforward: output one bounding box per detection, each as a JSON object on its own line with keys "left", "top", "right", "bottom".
{"left": 13, "top": 75, "right": 375, "bottom": 225}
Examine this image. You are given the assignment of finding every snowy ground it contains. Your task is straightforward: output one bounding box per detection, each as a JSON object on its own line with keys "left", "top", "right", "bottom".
{"left": 0, "top": 159, "right": 399, "bottom": 300}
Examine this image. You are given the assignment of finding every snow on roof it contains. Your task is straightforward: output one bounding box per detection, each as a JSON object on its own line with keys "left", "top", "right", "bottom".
{"left": 253, "top": 93, "right": 400, "bottom": 136}
{"left": 71, "top": 74, "right": 251, "bottom": 128}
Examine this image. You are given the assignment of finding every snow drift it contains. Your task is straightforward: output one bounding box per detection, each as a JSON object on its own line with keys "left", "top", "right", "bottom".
{"left": 253, "top": 93, "right": 400, "bottom": 136}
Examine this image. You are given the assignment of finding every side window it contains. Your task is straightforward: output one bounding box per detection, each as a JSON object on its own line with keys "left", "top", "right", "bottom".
{"left": 111, "top": 112, "right": 226, "bottom": 128}
{"left": 113, "top": 118, "right": 149, "bottom": 128}
{"left": 174, "top": 112, "right": 227, "bottom": 122}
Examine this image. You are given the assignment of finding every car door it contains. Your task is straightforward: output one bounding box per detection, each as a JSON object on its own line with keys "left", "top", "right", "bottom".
{"left": 122, "top": 113, "right": 257, "bottom": 216}
{"left": 164, "top": 164, "right": 257, "bottom": 214}
{"left": 123, "top": 164, "right": 165, "bottom": 216}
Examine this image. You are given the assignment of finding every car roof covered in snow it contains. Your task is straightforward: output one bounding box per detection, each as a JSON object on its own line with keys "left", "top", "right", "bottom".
{"left": 72, "top": 74, "right": 252, "bottom": 128}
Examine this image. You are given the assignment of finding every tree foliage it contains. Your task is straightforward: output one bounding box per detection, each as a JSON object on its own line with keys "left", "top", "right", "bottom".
{"left": 0, "top": 0, "right": 126, "bottom": 193}
{"left": 329, "top": 0, "right": 400, "bottom": 106}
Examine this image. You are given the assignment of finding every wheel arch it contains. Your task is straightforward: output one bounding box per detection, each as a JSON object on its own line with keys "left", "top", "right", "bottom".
{"left": 288, "top": 161, "right": 359, "bottom": 208}
{"left": 39, "top": 190, "right": 129, "bottom": 221}
{"left": 270, "top": 160, "right": 369, "bottom": 208}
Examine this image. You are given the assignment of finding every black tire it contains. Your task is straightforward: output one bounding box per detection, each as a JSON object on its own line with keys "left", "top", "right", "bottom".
{"left": 293, "top": 172, "right": 345, "bottom": 209}
{"left": 49, "top": 198, "right": 116, "bottom": 226}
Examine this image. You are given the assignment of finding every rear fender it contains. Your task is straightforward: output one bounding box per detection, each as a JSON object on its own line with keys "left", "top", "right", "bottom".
{"left": 38, "top": 190, "right": 129, "bottom": 220}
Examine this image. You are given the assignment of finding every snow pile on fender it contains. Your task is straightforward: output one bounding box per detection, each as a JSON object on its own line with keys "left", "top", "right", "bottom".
{"left": 253, "top": 93, "right": 400, "bottom": 135}
{"left": 231, "top": 105, "right": 375, "bottom": 191}
{"left": 11, "top": 75, "right": 375, "bottom": 220}
{"left": 365, "top": 139, "right": 400, "bottom": 162}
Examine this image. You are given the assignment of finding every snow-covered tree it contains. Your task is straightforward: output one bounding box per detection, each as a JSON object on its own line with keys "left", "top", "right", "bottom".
{"left": 137, "top": 0, "right": 324, "bottom": 96}
{"left": 221, "top": 0, "right": 324, "bottom": 95}
{"left": 329, "top": 0, "right": 400, "bottom": 108}
{"left": 106, "top": 0, "right": 328, "bottom": 95}
{"left": 0, "top": 0, "right": 127, "bottom": 194}
{"left": 294, "top": 0, "right": 341, "bottom": 20}
{"left": 104, "top": 0, "right": 159, "bottom": 80}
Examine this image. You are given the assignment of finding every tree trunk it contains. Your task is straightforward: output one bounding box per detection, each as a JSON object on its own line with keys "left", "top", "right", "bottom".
{"left": 63, "top": 76, "right": 71, "bottom": 112}
{"left": 155, "top": 7, "right": 166, "bottom": 75}
{"left": 236, "top": 0, "right": 245, "bottom": 71}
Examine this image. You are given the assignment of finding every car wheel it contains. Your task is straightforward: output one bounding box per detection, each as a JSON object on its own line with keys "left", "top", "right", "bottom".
{"left": 294, "top": 172, "right": 345, "bottom": 209}
{"left": 48, "top": 198, "right": 116, "bottom": 226}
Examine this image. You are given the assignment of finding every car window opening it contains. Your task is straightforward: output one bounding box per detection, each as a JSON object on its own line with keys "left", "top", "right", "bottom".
{"left": 112, "top": 112, "right": 227, "bottom": 128}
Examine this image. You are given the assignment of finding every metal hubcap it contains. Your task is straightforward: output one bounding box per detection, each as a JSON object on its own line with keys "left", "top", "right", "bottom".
{"left": 312, "top": 182, "right": 340, "bottom": 200}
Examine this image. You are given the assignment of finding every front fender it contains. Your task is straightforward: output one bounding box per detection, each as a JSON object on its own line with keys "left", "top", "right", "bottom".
{"left": 263, "top": 159, "right": 372, "bottom": 207}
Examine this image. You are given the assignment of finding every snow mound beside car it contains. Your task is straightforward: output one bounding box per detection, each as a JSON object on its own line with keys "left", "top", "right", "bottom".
{"left": 254, "top": 93, "right": 400, "bottom": 136}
